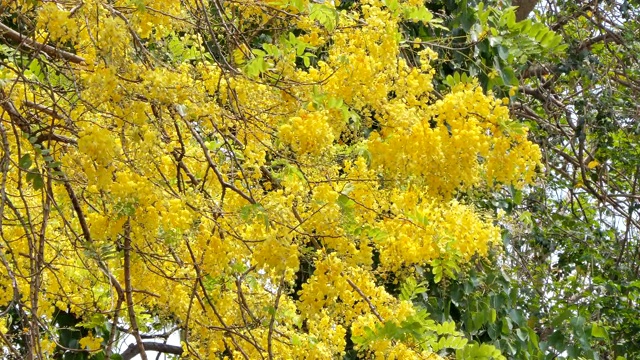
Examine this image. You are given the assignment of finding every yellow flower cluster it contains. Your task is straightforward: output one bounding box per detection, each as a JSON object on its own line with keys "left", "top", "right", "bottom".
{"left": 379, "top": 192, "right": 501, "bottom": 271}
{"left": 79, "top": 334, "right": 103, "bottom": 351}
{"left": 369, "top": 82, "right": 541, "bottom": 198}
{"left": 279, "top": 111, "right": 336, "bottom": 156}
{"left": 36, "top": 3, "right": 78, "bottom": 43}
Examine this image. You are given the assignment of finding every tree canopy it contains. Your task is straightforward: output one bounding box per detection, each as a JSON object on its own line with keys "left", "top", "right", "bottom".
{"left": 0, "top": 0, "right": 638, "bottom": 359}
{"left": 412, "top": 0, "right": 640, "bottom": 358}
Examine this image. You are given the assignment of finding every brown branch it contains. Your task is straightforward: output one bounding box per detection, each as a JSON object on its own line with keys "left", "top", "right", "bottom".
{"left": 181, "top": 113, "right": 255, "bottom": 205}
{"left": 183, "top": 241, "right": 254, "bottom": 359}
{"left": 0, "top": 328, "right": 20, "bottom": 358}
{"left": 1, "top": 93, "right": 77, "bottom": 147}
{"left": 346, "top": 278, "right": 383, "bottom": 322}
{"left": 62, "top": 180, "right": 92, "bottom": 243}
{"left": 0, "top": 117, "right": 10, "bottom": 240}
{"left": 0, "top": 249, "right": 19, "bottom": 317}
{"left": 103, "top": 270, "right": 124, "bottom": 358}
{"left": 520, "top": 85, "right": 565, "bottom": 109}
{"left": 121, "top": 342, "right": 184, "bottom": 360}
{"left": 0, "top": 22, "right": 85, "bottom": 64}
{"left": 0, "top": 89, "right": 31, "bottom": 133}
{"left": 22, "top": 101, "right": 77, "bottom": 130}
{"left": 34, "top": 133, "right": 77, "bottom": 145}
{"left": 513, "top": 0, "right": 540, "bottom": 21}
{"left": 520, "top": 64, "right": 556, "bottom": 79}
{"left": 123, "top": 219, "right": 148, "bottom": 360}
{"left": 576, "top": 32, "right": 624, "bottom": 52}
{"left": 267, "top": 274, "right": 285, "bottom": 360}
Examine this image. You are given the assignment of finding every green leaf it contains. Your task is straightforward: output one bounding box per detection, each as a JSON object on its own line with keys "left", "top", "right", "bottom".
{"left": 291, "top": 335, "right": 302, "bottom": 346}
{"left": 337, "top": 194, "right": 355, "bottom": 211}
{"left": 183, "top": 46, "right": 199, "bottom": 61}
{"left": 290, "top": 0, "right": 305, "bottom": 11}
{"left": 516, "top": 328, "right": 529, "bottom": 341}
{"left": 591, "top": 323, "right": 608, "bottom": 340}
{"left": 489, "top": 308, "right": 497, "bottom": 323}
{"left": 383, "top": 0, "right": 399, "bottom": 11}
{"left": 327, "top": 97, "right": 344, "bottom": 109}
{"left": 28, "top": 59, "right": 43, "bottom": 80}
{"left": 504, "top": 9, "right": 516, "bottom": 28}
{"left": 404, "top": 6, "right": 434, "bottom": 23}
{"left": 540, "top": 31, "right": 556, "bottom": 47}
{"left": 263, "top": 43, "right": 281, "bottom": 57}
{"left": 497, "top": 45, "right": 509, "bottom": 60}
{"left": 25, "top": 170, "right": 37, "bottom": 183}
{"left": 251, "top": 48, "right": 266, "bottom": 57}
{"left": 91, "top": 352, "right": 106, "bottom": 360}
{"left": 48, "top": 161, "right": 62, "bottom": 169}
{"left": 508, "top": 309, "right": 525, "bottom": 327}
{"left": 264, "top": 305, "right": 276, "bottom": 316}
{"left": 501, "top": 317, "right": 511, "bottom": 334}
{"left": 434, "top": 272, "right": 443, "bottom": 283}
{"left": 310, "top": 4, "right": 339, "bottom": 32}
{"left": 513, "top": 189, "right": 523, "bottom": 205}
{"left": 130, "top": 0, "right": 146, "bottom": 11}
{"left": 551, "top": 310, "right": 573, "bottom": 327}
{"left": 245, "top": 56, "right": 268, "bottom": 77}
{"left": 19, "top": 154, "right": 32, "bottom": 169}
{"left": 570, "top": 315, "right": 586, "bottom": 331}
{"left": 399, "top": 277, "right": 428, "bottom": 301}
{"left": 32, "top": 173, "right": 45, "bottom": 190}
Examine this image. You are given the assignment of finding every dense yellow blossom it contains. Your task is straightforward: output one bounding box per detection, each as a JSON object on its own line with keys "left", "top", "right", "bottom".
{"left": 79, "top": 334, "right": 103, "bottom": 351}
{"left": 0, "top": 0, "right": 538, "bottom": 358}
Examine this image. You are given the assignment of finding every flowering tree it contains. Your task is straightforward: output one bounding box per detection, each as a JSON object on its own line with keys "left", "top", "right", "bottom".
{"left": 0, "top": 0, "right": 541, "bottom": 359}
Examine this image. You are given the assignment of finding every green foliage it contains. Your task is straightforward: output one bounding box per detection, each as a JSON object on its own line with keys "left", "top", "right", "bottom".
{"left": 443, "top": 71, "right": 474, "bottom": 88}
{"left": 400, "top": 0, "right": 565, "bottom": 94}
{"left": 52, "top": 309, "right": 91, "bottom": 360}
{"left": 351, "top": 308, "right": 504, "bottom": 357}
{"left": 400, "top": 252, "right": 543, "bottom": 359}
{"left": 384, "top": 0, "right": 640, "bottom": 357}
{"left": 310, "top": 3, "right": 339, "bottom": 31}
{"left": 399, "top": 277, "right": 428, "bottom": 301}
{"left": 244, "top": 32, "right": 317, "bottom": 77}
{"left": 166, "top": 35, "right": 199, "bottom": 63}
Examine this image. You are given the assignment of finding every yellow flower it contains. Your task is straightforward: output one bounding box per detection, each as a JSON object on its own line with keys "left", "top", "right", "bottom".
{"left": 79, "top": 334, "right": 103, "bottom": 351}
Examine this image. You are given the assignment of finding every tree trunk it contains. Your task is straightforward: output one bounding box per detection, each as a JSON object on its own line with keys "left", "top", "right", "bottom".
{"left": 513, "top": 0, "right": 540, "bottom": 21}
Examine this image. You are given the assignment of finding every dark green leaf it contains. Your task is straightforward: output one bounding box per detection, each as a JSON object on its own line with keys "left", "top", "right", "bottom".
{"left": 32, "top": 174, "right": 45, "bottom": 190}
{"left": 19, "top": 154, "right": 32, "bottom": 169}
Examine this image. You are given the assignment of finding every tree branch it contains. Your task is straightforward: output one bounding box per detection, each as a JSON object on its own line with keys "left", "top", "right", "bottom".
{"left": 120, "top": 342, "right": 184, "bottom": 360}
{"left": 0, "top": 22, "right": 85, "bottom": 64}
{"left": 123, "top": 219, "right": 148, "bottom": 360}
{"left": 346, "top": 278, "right": 384, "bottom": 322}
{"left": 513, "top": 0, "right": 540, "bottom": 21}
{"left": 576, "top": 32, "right": 624, "bottom": 52}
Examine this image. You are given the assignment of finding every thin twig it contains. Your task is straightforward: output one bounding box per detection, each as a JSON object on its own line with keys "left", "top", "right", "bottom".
{"left": 346, "top": 278, "right": 383, "bottom": 322}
